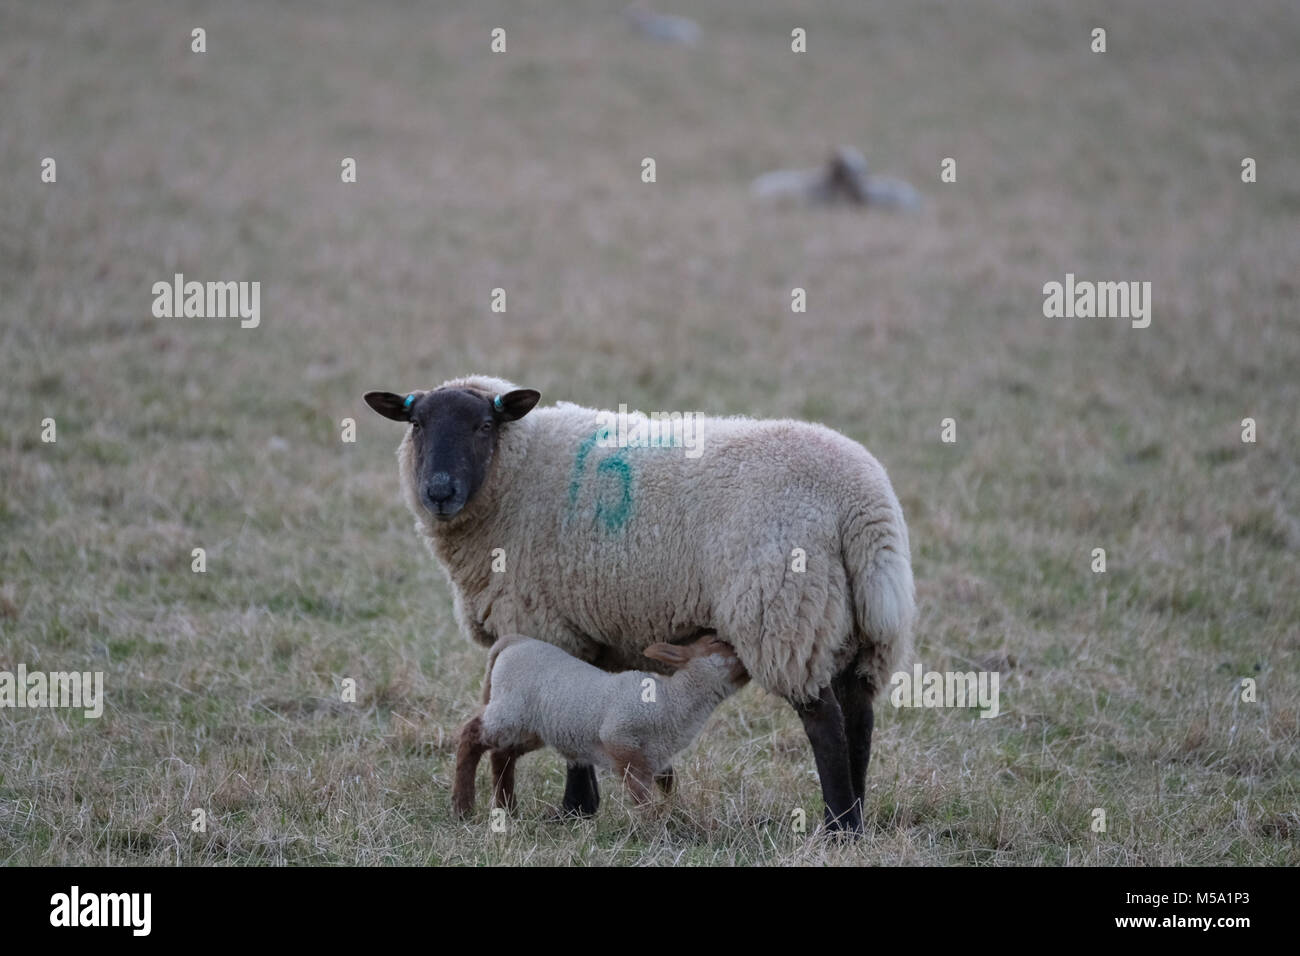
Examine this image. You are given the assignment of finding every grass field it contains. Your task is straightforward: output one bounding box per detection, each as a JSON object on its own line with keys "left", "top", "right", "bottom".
{"left": 1, "top": 0, "right": 1297, "bottom": 865}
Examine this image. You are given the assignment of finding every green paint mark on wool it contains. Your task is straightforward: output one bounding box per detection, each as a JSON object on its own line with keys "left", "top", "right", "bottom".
{"left": 568, "top": 429, "right": 635, "bottom": 532}
{"left": 568, "top": 433, "right": 599, "bottom": 509}
{"left": 594, "top": 456, "right": 633, "bottom": 531}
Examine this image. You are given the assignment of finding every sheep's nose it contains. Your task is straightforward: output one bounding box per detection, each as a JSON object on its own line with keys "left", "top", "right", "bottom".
{"left": 425, "top": 472, "right": 455, "bottom": 504}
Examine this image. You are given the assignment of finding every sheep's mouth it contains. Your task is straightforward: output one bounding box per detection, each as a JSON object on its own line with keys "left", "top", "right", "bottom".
{"left": 425, "top": 500, "right": 467, "bottom": 520}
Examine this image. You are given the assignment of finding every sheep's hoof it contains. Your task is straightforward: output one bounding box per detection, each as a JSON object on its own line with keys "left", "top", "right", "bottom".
{"left": 822, "top": 805, "right": 864, "bottom": 837}
{"left": 654, "top": 767, "right": 675, "bottom": 794}
{"left": 824, "top": 825, "right": 863, "bottom": 841}
{"left": 549, "top": 804, "right": 599, "bottom": 822}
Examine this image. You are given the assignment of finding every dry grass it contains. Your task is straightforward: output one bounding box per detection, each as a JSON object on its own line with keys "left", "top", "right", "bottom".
{"left": 1, "top": 0, "right": 1297, "bottom": 865}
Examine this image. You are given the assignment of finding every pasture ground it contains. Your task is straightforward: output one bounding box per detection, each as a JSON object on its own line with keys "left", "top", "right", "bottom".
{"left": 1, "top": 0, "right": 1297, "bottom": 864}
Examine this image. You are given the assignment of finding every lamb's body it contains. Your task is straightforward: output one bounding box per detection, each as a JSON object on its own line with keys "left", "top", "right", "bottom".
{"left": 453, "top": 634, "right": 744, "bottom": 815}
{"left": 402, "top": 376, "right": 914, "bottom": 703}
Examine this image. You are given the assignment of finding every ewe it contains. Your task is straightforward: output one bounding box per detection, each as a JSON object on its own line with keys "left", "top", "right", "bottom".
{"left": 365, "top": 376, "right": 915, "bottom": 831}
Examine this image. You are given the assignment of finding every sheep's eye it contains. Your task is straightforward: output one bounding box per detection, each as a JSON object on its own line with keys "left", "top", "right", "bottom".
{"left": 410, "top": 420, "right": 422, "bottom": 431}
{"left": 479, "top": 421, "right": 493, "bottom": 434}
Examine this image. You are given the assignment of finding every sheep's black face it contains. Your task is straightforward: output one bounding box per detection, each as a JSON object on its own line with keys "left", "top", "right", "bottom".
{"left": 364, "top": 385, "right": 540, "bottom": 521}
{"left": 408, "top": 389, "right": 497, "bottom": 519}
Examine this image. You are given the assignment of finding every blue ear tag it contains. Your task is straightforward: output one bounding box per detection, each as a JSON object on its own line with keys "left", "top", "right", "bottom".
{"left": 493, "top": 394, "right": 505, "bottom": 412}
{"left": 403, "top": 394, "right": 415, "bottom": 409}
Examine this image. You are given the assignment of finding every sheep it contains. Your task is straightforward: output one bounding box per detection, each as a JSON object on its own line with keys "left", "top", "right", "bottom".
{"left": 363, "top": 375, "right": 915, "bottom": 832}
{"left": 751, "top": 145, "right": 922, "bottom": 211}
{"left": 452, "top": 631, "right": 749, "bottom": 817}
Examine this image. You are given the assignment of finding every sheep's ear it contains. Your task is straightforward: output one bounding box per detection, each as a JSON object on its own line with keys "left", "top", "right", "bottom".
{"left": 364, "top": 391, "right": 413, "bottom": 422}
{"left": 492, "top": 388, "right": 541, "bottom": 422}
{"left": 643, "top": 643, "right": 690, "bottom": 668}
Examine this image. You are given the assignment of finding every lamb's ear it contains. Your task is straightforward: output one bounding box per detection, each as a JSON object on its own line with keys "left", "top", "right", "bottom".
{"left": 492, "top": 388, "right": 541, "bottom": 422}
{"left": 364, "top": 391, "right": 414, "bottom": 422}
{"left": 643, "top": 643, "right": 690, "bottom": 668}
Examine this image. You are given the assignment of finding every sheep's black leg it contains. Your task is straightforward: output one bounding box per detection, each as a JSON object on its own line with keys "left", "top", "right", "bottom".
{"left": 559, "top": 762, "right": 600, "bottom": 817}
{"left": 792, "top": 685, "right": 862, "bottom": 833}
{"left": 832, "top": 666, "right": 875, "bottom": 812}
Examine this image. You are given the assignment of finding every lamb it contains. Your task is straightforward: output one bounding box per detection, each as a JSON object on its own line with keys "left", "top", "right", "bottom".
{"left": 452, "top": 632, "right": 749, "bottom": 817}
{"left": 363, "top": 375, "right": 915, "bottom": 832}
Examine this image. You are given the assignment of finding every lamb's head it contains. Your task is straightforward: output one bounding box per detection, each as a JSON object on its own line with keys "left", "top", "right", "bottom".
{"left": 363, "top": 384, "right": 540, "bottom": 520}
{"left": 643, "top": 634, "right": 750, "bottom": 690}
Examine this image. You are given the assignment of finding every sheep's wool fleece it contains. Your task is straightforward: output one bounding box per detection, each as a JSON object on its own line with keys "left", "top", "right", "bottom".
{"left": 399, "top": 375, "right": 915, "bottom": 703}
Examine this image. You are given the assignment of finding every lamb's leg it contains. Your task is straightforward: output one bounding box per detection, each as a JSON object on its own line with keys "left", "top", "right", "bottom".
{"left": 791, "top": 685, "right": 861, "bottom": 833}
{"left": 452, "top": 714, "right": 489, "bottom": 818}
{"left": 559, "top": 762, "right": 600, "bottom": 818}
{"left": 654, "top": 765, "right": 675, "bottom": 794}
{"left": 490, "top": 736, "right": 542, "bottom": 812}
{"left": 832, "top": 666, "right": 875, "bottom": 814}
{"left": 618, "top": 757, "right": 658, "bottom": 808}
{"left": 489, "top": 750, "right": 518, "bottom": 811}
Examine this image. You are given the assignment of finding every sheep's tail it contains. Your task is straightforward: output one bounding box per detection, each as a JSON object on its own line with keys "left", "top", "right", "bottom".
{"left": 481, "top": 634, "right": 528, "bottom": 705}
{"left": 842, "top": 500, "right": 916, "bottom": 698}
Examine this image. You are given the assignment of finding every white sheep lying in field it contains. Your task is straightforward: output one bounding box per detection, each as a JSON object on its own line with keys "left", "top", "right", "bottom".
{"left": 364, "top": 375, "right": 915, "bottom": 831}
{"left": 751, "top": 145, "right": 922, "bottom": 211}
{"left": 452, "top": 632, "right": 749, "bottom": 817}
